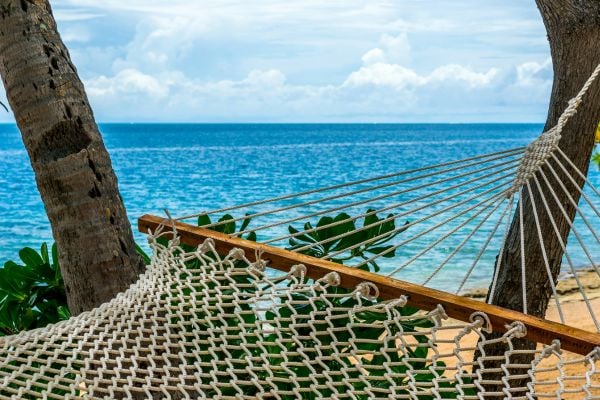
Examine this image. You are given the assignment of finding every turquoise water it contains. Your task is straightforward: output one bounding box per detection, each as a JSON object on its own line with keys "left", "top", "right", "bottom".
{"left": 1, "top": 123, "right": 597, "bottom": 290}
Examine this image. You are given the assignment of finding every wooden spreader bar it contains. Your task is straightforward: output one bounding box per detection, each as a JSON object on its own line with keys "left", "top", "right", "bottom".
{"left": 139, "top": 214, "right": 600, "bottom": 356}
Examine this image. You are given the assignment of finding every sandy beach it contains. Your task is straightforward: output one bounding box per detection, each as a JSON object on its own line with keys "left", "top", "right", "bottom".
{"left": 434, "top": 269, "right": 600, "bottom": 397}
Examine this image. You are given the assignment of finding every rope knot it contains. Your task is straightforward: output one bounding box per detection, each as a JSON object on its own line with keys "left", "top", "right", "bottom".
{"left": 228, "top": 248, "right": 245, "bottom": 260}
{"left": 251, "top": 259, "right": 268, "bottom": 272}
{"left": 355, "top": 282, "right": 379, "bottom": 301}
{"left": 470, "top": 312, "right": 493, "bottom": 334}
{"left": 429, "top": 304, "right": 448, "bottom": 325}
{"left": 509, "top": 129, "right": 560, "bottom": 195}
{"left": 200, "top": 238, "right": 215, "bottom": 252}
{"left": 506, "top": 321, "right": 527, "bottom": 338}
{"left": 323, "top": 272, "right": 341, "bottom": 287}
{"left": 289, "top": 264, "right": 307, "bottom": 279}
{"left": 386, "top": 295, "right": 408, "bottom": 309}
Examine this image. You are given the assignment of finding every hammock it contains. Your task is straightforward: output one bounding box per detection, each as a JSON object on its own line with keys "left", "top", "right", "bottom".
{"left": 1, "top": 64, "right": 600, "bottom": 398}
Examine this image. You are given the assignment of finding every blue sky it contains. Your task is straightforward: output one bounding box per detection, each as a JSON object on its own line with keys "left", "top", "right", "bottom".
{"left": 2, "top": 1, "right": 553, "bottom": 122}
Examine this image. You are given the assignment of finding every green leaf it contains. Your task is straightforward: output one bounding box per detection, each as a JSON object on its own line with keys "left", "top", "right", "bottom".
{"left": 40, "top": 243, "right": 50, "bottom": 265}
{"left": 216, "top": 214, "right": 236, "bottom": 234}
{"left": 287, "top": 225, "right": 316, "bottom": 244}
{"left": 239, "top": 213, "right": 254, "bottom": 232}
{"left": 57, "top": 306, "right": 71, "bottom": 320}
{"left": 19, "top": 247, "right": 43, "bottom": 268}
{"left": 197, "top": 214, "right": 212, "bottom": 227}
{"left": 135, "top": 244, "right": 151, "bottom": 265}
{"left": 51, "top": 243, "right": 59, "bottom": 267}
{"left": 369, "top": 260, "right": 380, "bottom": 273}
{"left": 365, "top": 246, "right": 396, "bottom": 258}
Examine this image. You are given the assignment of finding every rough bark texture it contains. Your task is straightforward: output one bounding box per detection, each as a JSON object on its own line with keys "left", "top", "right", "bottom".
{"left": 480, "top": 0, "right": 600, "bottom": 395}
{"left": 0, "top": 0, "right": 145, "bottom": 315}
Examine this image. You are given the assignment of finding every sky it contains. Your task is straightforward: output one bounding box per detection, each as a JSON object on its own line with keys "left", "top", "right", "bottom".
{"left": 1, "top": 1, "right": 553, "bottom": 123}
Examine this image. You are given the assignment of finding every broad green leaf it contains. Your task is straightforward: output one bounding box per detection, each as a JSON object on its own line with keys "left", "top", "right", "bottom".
{"left": 197, "top": 214, "right": 212, "bottom": 227}
{"left": 51, "top": 243, "right": 59, "bottom": 268}
{"left": 19, "top": 247, "right": 43, "bottom": 268}
{"left": 287, "top": 225, "right": 316, "bottom": 244}
{"left": 40, "top": 243, "right": 50, "bottom": 265}
{"left": 239, "top": 213, "right": 254, "bottom": 232}
{"left": 216, "top": 214, "right": 236, "bottom": 234}
{"left": 365, "top": 245, "right": 396, "bottom": 258}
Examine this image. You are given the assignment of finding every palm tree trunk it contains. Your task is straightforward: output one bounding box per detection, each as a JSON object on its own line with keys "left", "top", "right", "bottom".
{"left": 0, "top": 0, "right": 145, "bottom": 315}
{"left": 480, "top": 0, "right": 600, "bottom": 396}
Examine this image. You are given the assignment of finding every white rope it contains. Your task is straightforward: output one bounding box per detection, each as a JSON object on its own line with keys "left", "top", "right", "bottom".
{"left": 234, "top": 158, "right": 519, "bottom": 237}
{"left": 487, "top": 195, "right": 515, "bottom": 304}
{"left": 555, "top": 62, "right": 600, "bottom": 134}
{"left": 519, "top": 186, "right": 528, "bottom": 314}
{"left": 354, "top": 190, "right": 509, "bottom": 272}
{"left": 509, "top": 62, "right": 600, "bottom": 195}
{"left": 550, "top": 152, "right": 600, "bottom": 219}
{"left": 545, "top": 159, "right": 600, "bottom": 245}
{"left": 371, "top": 193, "right": 506, "bottom": 277}
{"left": 265, "top": 163, "right": 517, "bottom": 246}
{"left": 174, "top": 147, "right": 524, "bottom": 222}
{"left": 526, "top": 181, "right": 566, "bottom": 324}
{"left": 556, "top": 147, "right": 600, "bottom": 198}
{"left": 455, "top": 198, "right": 512, "bottom": 294}
{"left": 296, "top": 172, "right": 514, "bottom": 256}
{"left": 421, "top": 198, "right": 506, "bottom": 286}
{"left": 536, "top": 167, "right": 600, "bottom": 278}
{"left": 531, "top": 173, "right": 600, "bottom": 331}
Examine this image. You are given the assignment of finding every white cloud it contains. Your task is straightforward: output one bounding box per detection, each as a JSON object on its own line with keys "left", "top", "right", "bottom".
{"left": 428, "top": 65, "right": 498, "bottom": 88}
{"left": 53, "top": 8, "right": 103, "bottom": 22}
{"left": 60, "top": 25, "right": 92, "bottom": 43}
{"left": 82, "top": 48, "right": 530, "bottom": 123}
{"left": 86, "top": 69, "right": 169, "bottom": 98}
{"left": 345, "top": 64, "right": 425, "bottom": 89}
{"left": 361, "top": 33, "right": 411, "bottom": 66}
{"left": 362, "top": 48, "right": 385, "bottom": 66}
{"left": 516, "top": 58, "right": 552, "bottom": 86}
{"left": 379, "top": 33, "right": 411, "bottom": 64}
{"left": 0, "top": 0, "right": 550, "bottom": 122}
{"left": 346, "top": 36, "right": 497, "bottom": 92}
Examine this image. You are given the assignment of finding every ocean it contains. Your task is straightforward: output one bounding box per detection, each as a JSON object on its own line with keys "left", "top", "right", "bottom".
{"left": 1, "top": 123, "right": 597, "bottom": 291}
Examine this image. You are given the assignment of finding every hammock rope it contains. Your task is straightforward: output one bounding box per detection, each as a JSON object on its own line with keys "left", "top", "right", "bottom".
{"left": 0, "top": 62, "right": 599, "bottom": 398}
{"left": 162, "top": 61, "right": 600, "bottom": 330}
{"left": 1, "top": 235, "right": 598, "bottom": 398}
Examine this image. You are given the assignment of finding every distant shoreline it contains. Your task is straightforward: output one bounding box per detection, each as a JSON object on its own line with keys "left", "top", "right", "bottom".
{"left": 462, "top": 266, "right": 600, "bottom": 301}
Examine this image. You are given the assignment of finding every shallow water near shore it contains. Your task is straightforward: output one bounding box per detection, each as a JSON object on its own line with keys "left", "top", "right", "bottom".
{"left": 1, "top": 123, "right": 598, "bottom": 291}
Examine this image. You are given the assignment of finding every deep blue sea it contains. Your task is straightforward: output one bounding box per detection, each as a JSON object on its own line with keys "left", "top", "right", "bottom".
{"left": 1, "top": 123, "right": 598, "bottom": 291}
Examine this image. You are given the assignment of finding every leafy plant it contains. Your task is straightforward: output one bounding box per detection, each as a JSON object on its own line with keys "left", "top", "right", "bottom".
{"left": 593, "top": 148, "right": 600, "bottom": 170}
{"left": 0, "top": 243, "right": 68, "bottom": 336}
{"left": 1, "top": 211, "right": 474, "bottom": 397}
{"left": 286, "top": 209, "right": 409, "bottom": 272}
{"left": 592, "top": 122, "right": 600, "bottom": 169}
{"left": 0, "top": 242, "right": 152, "bottom": 337}
{"left": 197, "top": 212, "right": 257, "bottom": 241}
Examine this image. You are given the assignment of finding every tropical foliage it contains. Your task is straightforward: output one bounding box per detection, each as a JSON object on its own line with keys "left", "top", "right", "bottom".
{"left": 0, "top": 243, "right": 68, "bottom": 336}
{"left": 0, "top": 211, "right": 472, "bottom": 397}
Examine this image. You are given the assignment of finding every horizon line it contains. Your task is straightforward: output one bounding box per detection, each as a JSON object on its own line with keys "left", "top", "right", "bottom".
{"left": 0, "top": 121, "right": 547, "bottom": 125}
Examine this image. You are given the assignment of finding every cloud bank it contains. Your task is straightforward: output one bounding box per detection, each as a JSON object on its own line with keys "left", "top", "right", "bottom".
{"left": 0, "top": 1, "right": 552, "bottom": 122}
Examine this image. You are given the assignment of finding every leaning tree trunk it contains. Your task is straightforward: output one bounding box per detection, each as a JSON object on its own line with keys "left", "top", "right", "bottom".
{"left": 481, "top": 0, "right": 600, "bottom": 396}
{"left": 0, "top": 0, "right": 145, "bottom": 315}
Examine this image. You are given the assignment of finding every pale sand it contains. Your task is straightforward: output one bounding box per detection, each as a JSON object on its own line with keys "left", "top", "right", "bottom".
{"left": 433, "top": 270, "right": 600, "bottom": 397}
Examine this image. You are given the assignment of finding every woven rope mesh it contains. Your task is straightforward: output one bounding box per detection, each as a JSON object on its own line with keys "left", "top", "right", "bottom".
{"left": 0, "top": 233, "right": 598, "bottom": 399}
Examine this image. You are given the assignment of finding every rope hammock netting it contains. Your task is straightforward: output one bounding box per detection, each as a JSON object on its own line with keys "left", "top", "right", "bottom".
{"left": 1, "top": 64, "right": 600, "bottom": 398}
